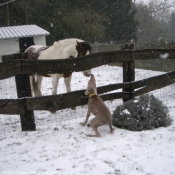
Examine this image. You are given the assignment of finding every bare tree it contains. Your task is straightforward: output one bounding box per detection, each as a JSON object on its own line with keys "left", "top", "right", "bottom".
{"left": 135, "top": 1, "right": 173, "bottom": 43}
{"left": 147, "top": 0, "right": 175, "bottom": 21}
{"left": 148, "top": 0, "right": 175, "bottom": 13}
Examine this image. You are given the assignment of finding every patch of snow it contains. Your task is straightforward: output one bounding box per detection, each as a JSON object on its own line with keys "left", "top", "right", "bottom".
{"left": 0, "top": 65, "right": 175, "bottom": 175}
{"left": 160, "top": 53, "right": 169, "bottom": 59}
{"left": 122, "top": 109, "right": 131, "bottom": 115}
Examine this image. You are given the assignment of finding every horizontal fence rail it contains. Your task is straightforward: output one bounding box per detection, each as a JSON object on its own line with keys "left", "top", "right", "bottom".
{"left": 0, "top": 71, "right": 174, "bottom": 114}
{"left": 0, "top": 82, "right": 131, "bottom": 114}
{"left": 1, "top": 49, "right": 175, "bottom": 80}
{"left": 0, "top": 48, "right": 175, "bottom": 131}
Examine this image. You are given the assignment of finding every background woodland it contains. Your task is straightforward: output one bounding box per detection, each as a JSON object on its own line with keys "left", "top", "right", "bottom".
{"left": 0, "top": 0, "right": 175, "bottom": 45}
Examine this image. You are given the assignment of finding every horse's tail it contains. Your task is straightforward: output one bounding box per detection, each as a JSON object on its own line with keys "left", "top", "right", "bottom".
{"left": 30, "top": 75, "right": 42, "bottom": 97}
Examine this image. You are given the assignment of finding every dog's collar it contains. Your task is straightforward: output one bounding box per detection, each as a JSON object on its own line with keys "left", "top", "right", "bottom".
{"left": 89, "top": 93, "right": 96, "bottom": 98}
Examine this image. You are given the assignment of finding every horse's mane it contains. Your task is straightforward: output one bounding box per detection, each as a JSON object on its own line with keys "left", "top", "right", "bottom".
{"left": 52, "top": 38, "right": 86, "bottom": 58}
{"left": 59, "top": 38, "right": 84, "bottom": 44}
{"left": 54, "top": 38, "right": 91, "bottom": 54}
{"left": 54, "top": 38, "right": 84, "bottom": 47}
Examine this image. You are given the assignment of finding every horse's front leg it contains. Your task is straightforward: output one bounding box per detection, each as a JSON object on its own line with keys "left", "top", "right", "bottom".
{"left": 64, "top": 74, "right": 75, "bottom": 110}
{"left": 64, "top": 74, "right": 72, "bottom": 93}
{"left": 52, "top": 74, "right": 60, "bottom": 95}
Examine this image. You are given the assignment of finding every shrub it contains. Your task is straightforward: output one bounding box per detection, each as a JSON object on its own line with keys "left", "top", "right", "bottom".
{"left": 112, "top": 94, "right": 172, "bottom": 131}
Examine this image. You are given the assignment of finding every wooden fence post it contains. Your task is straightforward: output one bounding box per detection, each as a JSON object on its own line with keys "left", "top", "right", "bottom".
{"left": 2, "top": 53, "right": 36, "bottom": 131}
{"left": 15, "top": 53, "right": 36, "bottom": 131}
{"left": 122, "top": 43, "right": 135, "bottom": 102}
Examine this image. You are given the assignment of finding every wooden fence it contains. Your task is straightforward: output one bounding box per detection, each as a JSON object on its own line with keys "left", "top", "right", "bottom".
{"left": 0, "top": 48, "right": 175, "bottom": 131}
{"left": 92, "top": 42, "right": 175, "bottom": 72}
{"left": 91, "top": 41, "right": 175, "bottom": 53}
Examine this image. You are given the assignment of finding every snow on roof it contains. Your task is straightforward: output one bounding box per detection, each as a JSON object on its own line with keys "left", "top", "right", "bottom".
{"left": 0, "top": 24, "right": 50, "bottom": 40}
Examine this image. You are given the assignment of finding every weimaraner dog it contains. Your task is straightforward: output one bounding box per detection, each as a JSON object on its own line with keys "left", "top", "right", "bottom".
{"left": 80, "top": 74, "right": 114, "bottom": 137}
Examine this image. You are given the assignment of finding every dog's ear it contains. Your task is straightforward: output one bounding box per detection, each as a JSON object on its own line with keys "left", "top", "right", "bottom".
{"left": 85, "top": 89, "right": 89, "bottom": 95}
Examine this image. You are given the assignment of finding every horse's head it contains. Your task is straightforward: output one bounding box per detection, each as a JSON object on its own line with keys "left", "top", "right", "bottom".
{"left": 76, "top": 41, "right": 91, "bottom": 57}
{"left": 76, "top": 40, "right": 92, "bottom": 77}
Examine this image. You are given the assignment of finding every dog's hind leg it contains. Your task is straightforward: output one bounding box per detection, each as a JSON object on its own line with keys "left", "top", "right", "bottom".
{"left": 86, "top": 125, "right": 101, "bottom": 137}
{"left": 86, "top": 118, "right": 102, "bottom": 137}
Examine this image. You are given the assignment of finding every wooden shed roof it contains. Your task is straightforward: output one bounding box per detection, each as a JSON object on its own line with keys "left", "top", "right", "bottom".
{"left": 0, "top": 24, "right": 50, "bottom": 40}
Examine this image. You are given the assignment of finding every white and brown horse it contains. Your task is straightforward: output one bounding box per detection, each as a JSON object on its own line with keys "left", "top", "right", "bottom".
{"left": 25, "top": 38, "right": 92, "bottom": 97}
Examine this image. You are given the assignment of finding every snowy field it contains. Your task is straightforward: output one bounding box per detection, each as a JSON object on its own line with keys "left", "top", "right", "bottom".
{"left": 0, "top": 65, "right": 175, "bottom": 175}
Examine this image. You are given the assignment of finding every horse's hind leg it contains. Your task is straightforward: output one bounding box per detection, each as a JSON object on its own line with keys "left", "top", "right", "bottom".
{"left": 30, "top": 75, "right": 34, "bottom": 96}
{"left": 37, "top": 75, "right": 43, "bottom": 96}
{"left": 32, "top": 75, "right": 43, "bottom": 97}
{"left": 64, "top": 74, "right": 72, "bottom": 93}
{"left": 52, "top": 74, "right": 60, "bottom": 95}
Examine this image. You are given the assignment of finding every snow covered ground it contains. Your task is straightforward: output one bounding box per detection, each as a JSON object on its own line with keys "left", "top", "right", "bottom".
{"left": 0, "top": 65, "right": 175, "bottom": 175}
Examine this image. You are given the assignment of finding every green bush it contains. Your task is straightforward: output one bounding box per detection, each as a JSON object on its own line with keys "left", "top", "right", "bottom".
{"left": 112, "top": 94, "right": 172, "bottom": 131}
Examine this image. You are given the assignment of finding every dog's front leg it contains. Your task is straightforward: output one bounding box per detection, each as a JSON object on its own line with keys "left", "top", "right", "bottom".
{"left": 80, "top": 111, "right": 90, "bottom": 126}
